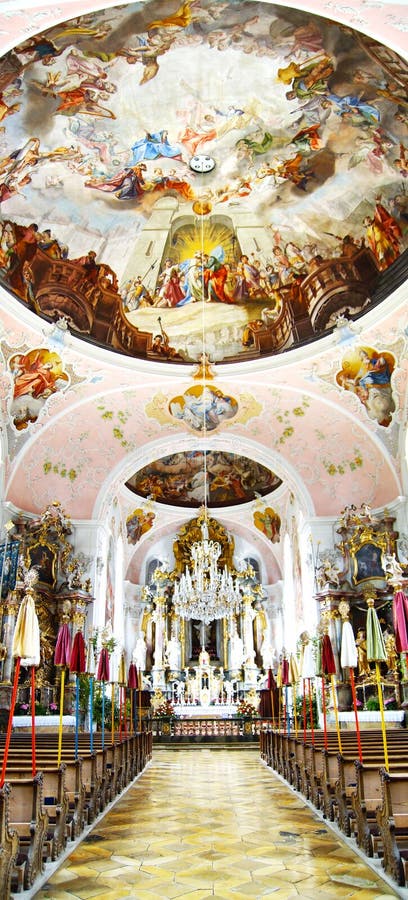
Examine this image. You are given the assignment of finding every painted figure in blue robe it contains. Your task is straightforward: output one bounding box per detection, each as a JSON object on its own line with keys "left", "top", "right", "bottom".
{"left": 327, "top": 93, "right": 380, "bottom": 126}
{"left": 131, "top": 130, "right": 182, "bottom": 163}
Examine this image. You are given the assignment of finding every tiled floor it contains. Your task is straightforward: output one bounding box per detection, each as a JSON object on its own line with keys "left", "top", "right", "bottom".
{"left": 32, "top": 748, "right": 402, "bottom": 900}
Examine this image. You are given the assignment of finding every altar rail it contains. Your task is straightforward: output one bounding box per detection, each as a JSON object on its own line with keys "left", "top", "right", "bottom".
{"left": 152, "top": 716, "right": 262, "bottom": 743}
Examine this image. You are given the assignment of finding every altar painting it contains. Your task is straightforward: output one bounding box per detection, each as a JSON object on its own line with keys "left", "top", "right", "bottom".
{"left": 353, "top": 541, "right": 385, "bottom": 584}
{"left": 0, "top": 2, "right": 405, "bottom": 363}
{"left": 126, "top": 451, "right": 282, "bottom": 508}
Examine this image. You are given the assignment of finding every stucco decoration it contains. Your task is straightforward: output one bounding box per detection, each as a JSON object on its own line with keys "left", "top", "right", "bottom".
{"left": 0, "top": 1, "right": 405, "bottom": 364}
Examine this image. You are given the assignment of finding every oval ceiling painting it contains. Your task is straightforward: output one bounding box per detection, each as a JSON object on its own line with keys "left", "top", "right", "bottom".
{"left": 0, "top": 2, "right": 407, "bottom": 365}
{"left": 125, "top": 451, "right": 282, "bottom": 508}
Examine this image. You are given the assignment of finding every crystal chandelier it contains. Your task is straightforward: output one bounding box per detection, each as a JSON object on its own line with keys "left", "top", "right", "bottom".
{"left": 173, "top": 513, "right": 242, "bottom": 625}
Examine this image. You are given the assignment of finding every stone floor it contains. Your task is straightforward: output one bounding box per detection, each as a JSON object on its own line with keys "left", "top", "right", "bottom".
{"left": 31, "top": 748, "right": 403, "bottom": 900}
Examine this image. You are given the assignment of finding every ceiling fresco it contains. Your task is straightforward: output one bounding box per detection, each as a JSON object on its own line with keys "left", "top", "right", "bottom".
{"left": 125, "top": 450, "right": 282, "bottom": 508}
{"left": 0, "top": 1, "right": 406, "bottom": 366}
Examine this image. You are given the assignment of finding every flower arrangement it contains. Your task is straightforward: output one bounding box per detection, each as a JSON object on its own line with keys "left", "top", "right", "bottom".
{"left": 90, "top": 626, "right": 117, "bottom": 655}
{"left": 154, "top": 699, "right": 175, "bottom": 717}
{"left": 150, "top": 689, "right": 175, "bottom": 717}
{"left": 15, "top": 700, "right": 59, "bottom": 716}
{"left": 384, "top": 695, "right": 398, "bottom": 711}
{"left": 236, "top": 698, "right": 259, "bottom": 717}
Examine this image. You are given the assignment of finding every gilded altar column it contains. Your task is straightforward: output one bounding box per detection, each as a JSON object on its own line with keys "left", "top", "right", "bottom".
{"left": 152, "top": 595, "right": 166, "bottom": 689}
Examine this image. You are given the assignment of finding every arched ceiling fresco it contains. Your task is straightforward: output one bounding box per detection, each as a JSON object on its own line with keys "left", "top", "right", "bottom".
{"left": 0, "top": 0, "right": 407, "bottom": 592}
{"left": 0, "top": 1, "right": 406, "bottom": 365}
{"left": 125, "top": 450, "right": 282, "bottom": 508}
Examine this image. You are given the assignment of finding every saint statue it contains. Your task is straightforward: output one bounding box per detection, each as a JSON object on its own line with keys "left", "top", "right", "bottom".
{"left": 230, "top": 623, "right": 244, "bottom": 669}
{"left": 166, "top": 636, "right": 181, "bottom": 670}
{"left": 133, "top": 630, "right": 147, "bottom": 671}
{"left": 355, "top": 628, "right": 371, "bottom": 678}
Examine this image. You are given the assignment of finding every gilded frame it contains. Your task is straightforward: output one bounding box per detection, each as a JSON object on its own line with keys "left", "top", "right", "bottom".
{"left": 26, "top": 540, "right": 57, "bottom": 587}
{"left": 348, "top": 530, "right": 388, "bottom": 585}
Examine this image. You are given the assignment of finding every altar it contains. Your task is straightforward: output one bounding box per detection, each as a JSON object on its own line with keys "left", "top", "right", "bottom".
{"left": 174, "top": 704, "right": 237, "bottom": 718}
{"left": 12, "top": 715, "right": 76, "bottom": 732}
{"left": 171, "top": 648, "right": 239, "bottom": 707}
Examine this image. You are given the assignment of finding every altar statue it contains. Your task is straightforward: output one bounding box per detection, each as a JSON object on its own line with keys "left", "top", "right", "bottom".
{"left": 230, "top": 623, "right": 244, "bottom": 669}
{"left": 261, "top": 635, "right": 275, "bottom": 670}
{"left": 356, "top": 628, "right": 371, "bottom": 678}
{"left": 166, "top": 636, "right": 181, "bottom": 670}
{"left": 224, "top": 680, "right": 235, "bottom": 704}
{"left": 133, "top": 630, "right": 147, "bottom": 671}
{"left": 199, "top": 647, "right": 210, "bottom": 667}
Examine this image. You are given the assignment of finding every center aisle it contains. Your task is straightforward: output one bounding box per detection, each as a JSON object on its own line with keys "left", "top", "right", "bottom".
{"left": 34, "top": 749, "right": 400, "bottom": 900}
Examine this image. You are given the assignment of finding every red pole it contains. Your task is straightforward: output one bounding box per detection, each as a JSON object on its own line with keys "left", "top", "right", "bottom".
{"left": 31, "top": 666, "right": 37, "bottom": 776}
{"left": 308, "top": 678, "right": 315, "bottom": 746}
{"left": 349, "top": 668, "right": 363, "bottom": 763}
{"left": 321, "top": 676, "right": 328, "bottom": 750}
{"left": 302, "top": 679, "right": 307, "bottom": 742}
{"left": 0, "top": 657, "right": 21, "bottom": 787}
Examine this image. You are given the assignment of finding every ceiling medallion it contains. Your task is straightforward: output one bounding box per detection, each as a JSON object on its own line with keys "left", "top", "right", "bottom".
{"left": 189, "top": 154, "right": 216, "bottom": 174}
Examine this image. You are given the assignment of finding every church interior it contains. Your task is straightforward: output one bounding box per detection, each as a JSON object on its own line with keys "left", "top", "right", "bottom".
{"left": 0, "top": 0, "right": 407, "bottom": 897}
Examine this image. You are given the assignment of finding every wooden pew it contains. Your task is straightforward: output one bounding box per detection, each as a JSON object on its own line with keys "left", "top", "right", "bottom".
{"left": 8, "top": 773, "right": 49, "bottom": 890}
{"left": 335, "top": 753, "right": 408, "bottom": 840}
{"left": 376, "top": 768, "right": 408, "bottom": 886}
{"left": 352, "top": 760, "right": 389, "bottom": 857}
{"left": 0, "top": 783, "right": 19, "bottom": 900}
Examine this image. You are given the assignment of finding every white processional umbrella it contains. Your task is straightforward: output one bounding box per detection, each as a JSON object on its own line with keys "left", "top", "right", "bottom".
{"left": 339, "top": 600, "right": 362, "bottom": 763}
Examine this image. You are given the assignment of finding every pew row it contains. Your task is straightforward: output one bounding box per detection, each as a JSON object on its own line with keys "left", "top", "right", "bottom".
{"left": 0, "top": 729, "right": 151, "bottom": 899}
{"left": 260, "top": 727, "right": 408, "bottom": 888}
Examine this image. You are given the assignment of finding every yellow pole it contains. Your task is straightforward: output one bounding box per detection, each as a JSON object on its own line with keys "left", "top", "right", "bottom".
{"left": 293, "top": 682, "right": 298, "bottom": 737}
{"left": 375, "top": 662, "right": 389, "bottom": 770}
{"left": 57, "top": 668, "right": 65, "bottom": 766}
{"left": 111, "top": 682, "right": 115, "bottom": 742}
{"left": 138, "top": 669, "right": 142, "bottom": 731}
{"left": 330, "top": 674, "right": 342, "bottom": 754}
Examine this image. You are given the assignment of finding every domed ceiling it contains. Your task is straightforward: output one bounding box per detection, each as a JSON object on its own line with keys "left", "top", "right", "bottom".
{"left": 0, "top": 0, "right": 407, "bottom": 365}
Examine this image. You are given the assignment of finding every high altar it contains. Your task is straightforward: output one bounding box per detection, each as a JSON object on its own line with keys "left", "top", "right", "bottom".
{"left": 134, "top": 511, "right": 266, "bottom": 702}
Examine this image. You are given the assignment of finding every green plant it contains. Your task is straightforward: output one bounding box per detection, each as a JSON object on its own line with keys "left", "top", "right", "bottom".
{"left": 295, "top": 692, "right": 318, "bottom": 727}
{"left": 365, "top": 695, "right": 380, "bottom": 711}
{"left": 92, "top": 687, "right": 119, "bottom": 728}
{"left": 79, "top": 675, "right": 91, "bottom": 715}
